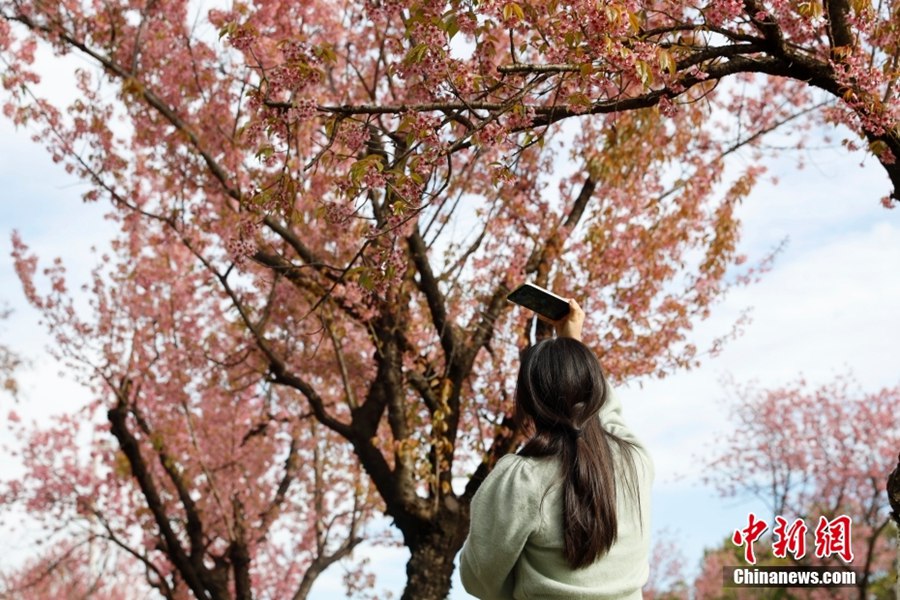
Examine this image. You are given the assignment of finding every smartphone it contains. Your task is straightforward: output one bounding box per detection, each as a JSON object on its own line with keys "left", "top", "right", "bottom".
{"left": 506, "top": 283, "right": 570, "bottom": 321}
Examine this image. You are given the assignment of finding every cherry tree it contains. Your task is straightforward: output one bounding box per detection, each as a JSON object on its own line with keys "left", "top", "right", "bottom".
{"left": 3, "top": 235, "right": 381, "bottom": 599}
{"left": 643, "top": 530, "right": 690, "bottom": 600}
{"left": 1, "top": 0, "right": 899, "bottom": 598}
{"left": 892, "top": 456, "right": 900, "bottom": 600}
{"left": 0, "top": 305, "right": 21, "bottom": 399}
{"left": 0, "top": 539, "right": 151, "bottom": 599}
{"left": 701, "top": 376, "right": 900, "bottom": 599}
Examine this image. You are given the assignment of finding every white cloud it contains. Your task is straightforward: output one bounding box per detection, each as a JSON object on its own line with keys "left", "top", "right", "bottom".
{"left": 633, "top": 217, "right": 900, "bottom": 442}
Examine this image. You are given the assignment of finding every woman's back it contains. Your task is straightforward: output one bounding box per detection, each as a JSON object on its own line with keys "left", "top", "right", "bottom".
{"left": 460, "top": 388, "right": 654, "bottom": 600}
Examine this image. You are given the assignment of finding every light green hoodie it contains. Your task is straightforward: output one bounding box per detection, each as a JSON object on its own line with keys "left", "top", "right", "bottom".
{"left": 460, "top": 389, "right": 654, "bottom": 600}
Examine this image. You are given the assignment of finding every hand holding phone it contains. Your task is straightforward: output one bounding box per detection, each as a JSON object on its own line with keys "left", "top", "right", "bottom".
{"left": 553, "top": 299, "right": 584, "bottom": 341}
{"left": 507, "top": 283, "right": 584, "bottom": 341}
{"left": 506, "top": 283, "right": 570, "bottom": 321}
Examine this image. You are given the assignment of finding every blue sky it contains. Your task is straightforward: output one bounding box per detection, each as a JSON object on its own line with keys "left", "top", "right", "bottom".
{"left": 2, "top": 90, "right": 899, "bottom": 597}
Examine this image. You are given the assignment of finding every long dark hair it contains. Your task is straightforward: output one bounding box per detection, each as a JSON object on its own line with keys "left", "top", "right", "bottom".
{"left": 515, "top": 337, "right": 637, "bottom": 569}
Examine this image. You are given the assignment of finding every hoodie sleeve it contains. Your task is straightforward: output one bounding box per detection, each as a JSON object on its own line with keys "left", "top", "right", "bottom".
{"left": 460, "top": 455, "right": 541, "bottom": 600}
{"left": 599, "top": 386, "right": 638, "bottom": 444}
{"left": 599, "top": 386, "right": 654, "bottom": 481}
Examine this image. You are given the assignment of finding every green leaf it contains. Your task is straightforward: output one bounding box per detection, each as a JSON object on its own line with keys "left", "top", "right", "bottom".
{"left": 349, "top": 155, "right": 384, "bottom": 185}
{"left": 503, "top": 2, "right": 524, "bottom": 21}
{"left": 405, "top": 43, "right": 430, "bottom": 64}
{"left": 251, "top": 188, "right": 271, "bottom": 206}
{"left": 869, "top": 140, "right": 889, "bottom": 158}
{"left": 218, "top": 22, "right": 239, "bottom": 40}
{"left": 566, "top": 92, "right": 592, "bottom": 107}
{"left": 444, "top": 14, "right": 460, "bottom": 39}
{"left": 255, "top": 145, "right": 275, "bottom": 161}
{"left": 358, "top": 270, "right": 374, "bottom": 290}
{"left": 314, "top": 44, "right": 337, "bottom": 64}
{"left": 324, "top": 116, "right": 339, "bottom": 139}
{"left": 797, "top": 1, "right": 823, "bottom": 18}
{"left": 635, "top": 59, "right": 653, "bottom": 87}
{"left": 658, "top": 48, "right": 676, "bottom": 75}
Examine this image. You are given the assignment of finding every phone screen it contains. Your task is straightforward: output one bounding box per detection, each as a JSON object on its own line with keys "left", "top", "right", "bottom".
{"left": 507, "top": 285, "right": 570, "bottom": 321}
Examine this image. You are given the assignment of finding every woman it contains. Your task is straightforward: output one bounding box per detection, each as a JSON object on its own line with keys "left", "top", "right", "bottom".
{"left": 460, "top": 299, "right": 653, "bottom": 599}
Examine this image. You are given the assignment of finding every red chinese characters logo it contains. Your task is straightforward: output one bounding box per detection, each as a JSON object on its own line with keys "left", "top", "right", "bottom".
{"left": 814, "top": 515, "right": 854, "bottom": 563}
{"left": 773, "top": 516, "right": 808, "bottom": 560}
{"left": 732, "top": 512, "right": 768, "bottom": 564}
{"left": 732, "top": 513, "right": 854, "bottom": 564}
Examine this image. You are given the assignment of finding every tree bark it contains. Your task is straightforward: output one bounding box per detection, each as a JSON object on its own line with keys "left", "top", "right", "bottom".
{"left": 887, "top": 453, "right": 899, "bottom": 600}
{"left": 400, "top": 508, "right": 469, "bottom": 600}
{"left": 894, "top": 526, "right": 900, "bottom": 600}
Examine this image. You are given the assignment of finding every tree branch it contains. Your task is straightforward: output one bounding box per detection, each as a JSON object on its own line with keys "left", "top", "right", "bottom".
{"left": 107, "top": 379, "right": 219, "bottom": 600}
{"left": 823, "top": 0, "right": 854, "bottom": 51}
{"left": 407, "top": 228, "right": 458, "bottom": 363}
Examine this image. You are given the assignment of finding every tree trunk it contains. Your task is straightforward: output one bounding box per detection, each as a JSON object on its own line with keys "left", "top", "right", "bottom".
{"left": 401, "top": 512, "right": 468, "bottom": 600}
{"left": 887, "top": 453, "right": 899, "bottom": 600}
{"left": 894, "top": 525, "right": 900, "bottom": 600}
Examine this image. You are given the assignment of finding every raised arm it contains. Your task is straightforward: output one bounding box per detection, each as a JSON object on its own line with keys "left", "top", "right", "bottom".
{"left": 545, "top": 299, "right": 645, "bottom": 450}
{"left": 542, "top": 298, "right": 585, "bottom": 341}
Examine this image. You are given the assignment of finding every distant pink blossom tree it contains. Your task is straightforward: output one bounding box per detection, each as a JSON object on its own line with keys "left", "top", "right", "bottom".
{"left": 0, "top": 539, "right": 150, "bottom": 599}
{"left": 0, "top": 305, "right": 21, "bottom": 399}
{"left": 643, "top": 530, "right": 690, "bottom": 600}
{"left": 700, "top": 376, "right": 900, "bottom": 599}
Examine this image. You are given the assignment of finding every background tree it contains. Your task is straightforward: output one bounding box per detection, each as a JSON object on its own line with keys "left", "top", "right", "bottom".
{"left": 2, "top": 237, "right": 381, "bottom": 599}
{"left": 701, "top": 376, "right": 900, "bottom": 599}
{"left": 890, "top": 454, "right": 900, "bottom": 600}
{"left": 692, "top": 536, "right": 814, "bottom": 600}
{"left": 643, "top": 530, "right": 691, "bottom": 600}
{"left": 0, "top": 304, "right": 22, "bottom": 399}
{"left": 1, "top": 0, "right": 899, "bottom": 598}
{"left": 0, "top": 539, "right": 151, "bottom": 599}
